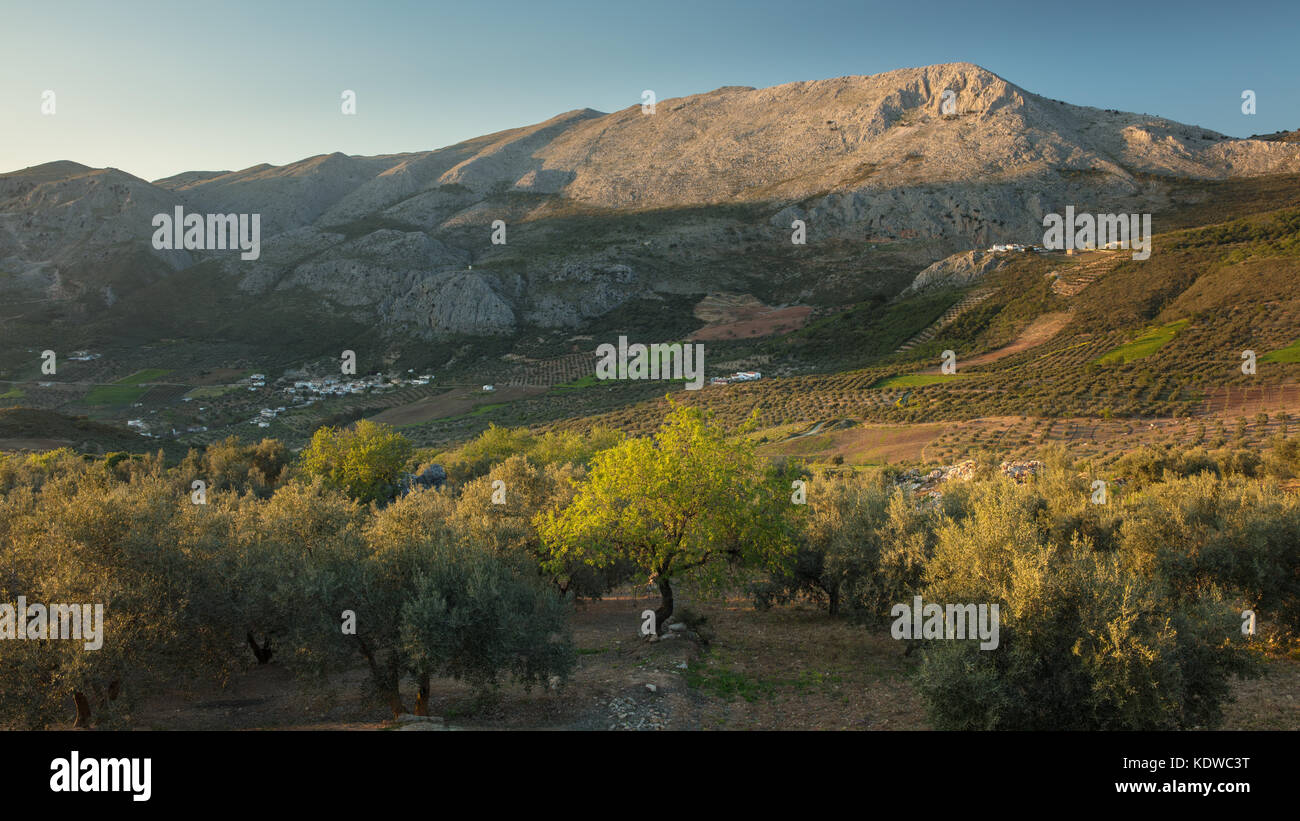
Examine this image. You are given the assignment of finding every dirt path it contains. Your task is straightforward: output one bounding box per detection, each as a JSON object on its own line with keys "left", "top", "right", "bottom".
{"left": 920, "top": 311, "right": 1072, "bottom": 374}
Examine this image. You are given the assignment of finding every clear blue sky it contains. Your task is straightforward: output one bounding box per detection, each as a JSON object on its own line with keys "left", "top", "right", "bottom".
{"left": 2, "top": 0, "right": 1296, "bottom": 181}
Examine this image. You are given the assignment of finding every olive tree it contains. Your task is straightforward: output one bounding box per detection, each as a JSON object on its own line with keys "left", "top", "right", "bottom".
{"left": 538, "top": 401, "right": 800, "bottom": 634}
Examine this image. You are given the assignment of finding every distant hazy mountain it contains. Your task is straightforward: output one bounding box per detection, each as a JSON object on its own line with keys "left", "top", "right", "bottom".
{"left": 4, "top": 63, "right": 1299, "bottom": 339}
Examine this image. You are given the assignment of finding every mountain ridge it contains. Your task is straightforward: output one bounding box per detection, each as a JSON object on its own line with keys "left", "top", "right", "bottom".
{"left": 4, "top": 62, "right": 1300, "bottom": 340}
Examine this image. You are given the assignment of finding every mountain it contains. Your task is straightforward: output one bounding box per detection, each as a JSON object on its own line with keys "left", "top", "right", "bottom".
{"left": 4, "top": 62, "right": 1300, "bottom": 341}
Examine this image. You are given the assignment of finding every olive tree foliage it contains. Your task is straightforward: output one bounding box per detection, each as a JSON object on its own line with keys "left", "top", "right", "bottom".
{"left": 446, "top": 423, "right": 626, "bottom": 483}
{"left": 750, "top": 471, "right": 890, "bottom": 616}
{"left": 176, "top": 436, "right": 290, "bottom": 499}
{"left": 288, "top": 486, "right": 576, "bottom": 718}
{"left": 218, "top": 478, "right": 369, "bottom": 668}
{"left": 538, "top": 401, "right": 801, "bottom": 634}
{"left": 1118, "top": 472, "right": 1300, "bottom": 634}
{"left": 914, "top": 481, "right": 1261, "bottom": 730}
{"left": 299, "top": 420, "right": 413, "bottom": 504}
{"left": 751, "top": 470, "right": 963, "bottom": 620}
{"left": 0, "top": 445, "right": 578, "bottom": 728}
{"left": 451, "top": 455, "right": 635, "bottom": 597}
{"left": 0, "top": 456, "right": 230, "bottom": 728}
{"left": 1264, "top": 433, "right": 1300, "bottom": 478}
{"left": 1032, "top": 443, "right": 1123, "bottom": 551}
{"left": 399, "top": 542, "right": 576, "bottom": 704}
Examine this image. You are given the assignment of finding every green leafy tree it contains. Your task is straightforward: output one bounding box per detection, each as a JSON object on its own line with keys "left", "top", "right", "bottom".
{"left": 538, "top": 401, "right": 799, "bottom": 634}
{"left": 300, "top": 420, "right": 413, "bottom": 504}
{"left": 452, "top": 455, "right": 635, "bottom": 597}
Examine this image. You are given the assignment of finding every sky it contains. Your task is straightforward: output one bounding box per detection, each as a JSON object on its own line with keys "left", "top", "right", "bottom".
{"left": 1, "top": 0, "right": 1296, "bottom": 182}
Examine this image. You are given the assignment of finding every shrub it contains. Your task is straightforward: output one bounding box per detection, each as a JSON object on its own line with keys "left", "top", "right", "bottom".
{"left": 1120, "top": 473, "right": 1300, "bottom": 633}
{"left": 913, "top": 482, "right": 1261, "bottom": 730}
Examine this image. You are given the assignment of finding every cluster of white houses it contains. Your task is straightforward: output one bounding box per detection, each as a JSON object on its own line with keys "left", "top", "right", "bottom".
{"left": 248, "top": 405, "right": 289, "bottom": 428}
{"left": 708, "top": 370, "right": 762, "bottom": 386}
{"left": 245, "top": 370, "right": 436, "bottom": 427}
{"left": 989, "top": 241, "right": 1131, "bottom": 255}
{"left": 122, "top": 367, "right": 437, "bottom": 437}
{"left": 284, "top": 371, "right": 434, "bottom": 399}
{"left": 989, "top": 243, "right": 1034, "bottom": 253}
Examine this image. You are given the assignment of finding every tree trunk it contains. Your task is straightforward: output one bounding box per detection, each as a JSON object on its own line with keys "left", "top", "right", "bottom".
{"left": 828, "top": 585, "right": 840, "bottom": 617}
{"left": 414, "top": 673, "right": 431, "bottom": 716}
{"left": 72, "top": 691, "right": 93, "bottom": 729}
{"left": 382, "top": 687, "right": 406, "bottom": 719}
{"left": 247, "top": 631, "right": 274, "bottom": 664}
{"left": 356, "top": 636, "right": 407, "bottom": 719}
{"left": 654, "top": 575, "right": 675, "bottom": 636}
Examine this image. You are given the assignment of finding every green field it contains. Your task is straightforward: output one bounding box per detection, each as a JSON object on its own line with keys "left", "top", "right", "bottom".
{"left": 547, "top": 374, "right": 600, "bottom": 393}
{"left": 0, "top": 387, "right": 24, "bottom": 400}
{"left": 1262, "top": 338, "right": 1300, "bottom": 363}
{"left": 85, "top": 369, "right": 173, "bottom": 405}
{"left": 871, "top": 372, "right": 969, "bottom": 389}
{"left": 1095, "top": 319, "right": 1188, "bottom": 365}
{"left": 185, "top": 385, "right": 239, "bottom": 399}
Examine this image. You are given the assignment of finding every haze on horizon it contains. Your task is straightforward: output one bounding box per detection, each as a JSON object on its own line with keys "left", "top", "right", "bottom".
{"left": 1, "top": 0, "right": 1296, "bottom": 182}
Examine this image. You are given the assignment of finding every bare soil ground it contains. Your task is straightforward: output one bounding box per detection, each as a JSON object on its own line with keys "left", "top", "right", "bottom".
{"left": 115, "top": 593, "right": 1299, "bottom": 731}
{"left": 920, "top": 311, "right": 1073, "bottom": 374}
{"left": 1200, "top": 383, "right": 1300, "bottom": 417}
{"left": 690, "top": 293, "right": 811, "bottom": 341}
{"left": 1221, "top": 649, "right": 1300, "bottom": 730}
{"left": 759, "top": 422, "right": 945, "bottom": 464}
{"left": 757, "top": 408, "right": 1300, "bottom": 470}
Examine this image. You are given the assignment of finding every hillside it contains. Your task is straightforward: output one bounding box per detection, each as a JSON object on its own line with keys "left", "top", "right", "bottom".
{"left": 5, "top": 63, "right": 1300, "bottom": 346}
{"left": 0, "top": 407, "right": 148, "bottom": 453}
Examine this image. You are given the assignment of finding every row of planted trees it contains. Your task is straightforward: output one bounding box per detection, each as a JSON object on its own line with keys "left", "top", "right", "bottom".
{"left": 2, "top": 405, "right": 1298, "bottom": 729}
{"left": 755, "top": 441, "right": 1300, "bottom": 729}
{"left": 0, "top": 430, "right": 580, "bottom": 728}
{"left": 0, "top": 403, "right": 787, "bottom": 729}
